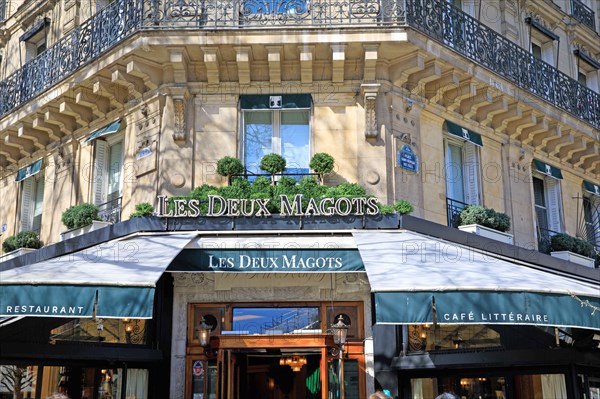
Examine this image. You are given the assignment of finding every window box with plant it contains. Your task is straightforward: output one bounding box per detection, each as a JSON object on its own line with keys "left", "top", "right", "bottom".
{"left": 457, "top": 205, "right": 513, "bottom": 244}
{"left": 549, "top": 233, "right": 595, "bottom": 268}
{"left": 1, "top": 230, "right": 42, "bottom": 261}
{"left": 60, "top": 203, "right": 111, "bottom": 241}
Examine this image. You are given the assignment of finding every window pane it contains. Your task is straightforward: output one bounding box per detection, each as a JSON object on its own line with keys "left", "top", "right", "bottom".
{"left": 108, "top": 141, "right": 123, "bottom": 200}
{"left": 0, "top": 365, "right": 37, "bottom": 397}
{"left": 232, "top": 307, "right": 319, "bottom": 334}
{"left": 281, "top": 110, "right": 309, "bottom": 175}
{"left": 533, "top": 178, "right": 545, "bottom": 207}
{"left": 244, "top": 111, "right": 273, "bottom": 173}
{"left": 32, "top": 177, "right": 44, "bottom": 233}
{"left": 445, "top": 143, "right": 465, "bottom": 202}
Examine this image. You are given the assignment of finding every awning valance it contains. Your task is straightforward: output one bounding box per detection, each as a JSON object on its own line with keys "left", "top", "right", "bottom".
{"left": 0, "top": 234, "right": 194, "bottom": 318}
{"left": 445, "top": 121, "right": 483, "bottom": 146}
{"left": 353, "top": 231, "right": 600, "bottom": 330}
{"left": 533, "top": 159, "right": 563, "bottom": 179}
{"left": 84, "top": 120, "right": 121, "bottom": 143}
{"left": 583, "top": 180, "right": 600, "bottom": 197}
{"left": 15, "top": 159, "right": 43, "bottom": 182}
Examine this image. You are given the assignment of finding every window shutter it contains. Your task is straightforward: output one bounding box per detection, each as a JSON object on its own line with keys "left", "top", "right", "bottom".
{"left": 94, "top": 140, "right": 108, "bottom": 205}
{"left": 592, "top": 197, "right": 600, "bottom": 247}
{"left": 463, "top": 142, "right": 480, "bottom": 205}
{"left": 20, "top": 178, "right": 34, "bottom": 232}
{"left": 545, "top": 178, "right": 562, "bottom": 233}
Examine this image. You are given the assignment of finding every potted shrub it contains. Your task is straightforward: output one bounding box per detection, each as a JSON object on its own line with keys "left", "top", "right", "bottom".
{"left": 309, "top": 153, "right": 335, "bottom": 185}
{"left": 60, "top": 203, "right": 110, "bottom": 241}
{"left": 549, "top": 233, "right": 595, "bottom": 268}
{"left": 1, "top": 230, "right": 42, "bottom": 260}
{"left": 130, "top": 202, "right": 155, "bottom": 218}
{"left": 260, "top": 153, "right": 286, "bottom": 185}
{"left": 457, "top": 205, "right": 513, "bottom": 244}
{"left": 367, "top": 199, "right": 414, "bottom": 229}
{"left": 216, "top": 156, "right": 245, "bottom": 185}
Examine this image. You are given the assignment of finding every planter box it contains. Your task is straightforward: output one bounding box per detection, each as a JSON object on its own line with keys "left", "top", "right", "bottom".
{"left": 458, "top": 224, "right": 514, "bottom": 245}
{"left": 550, "top": 251, "right": 595, "bottom": 268}
{"left": 60, "top": 220, "right": 112, "bottom": 241}
{"left": 0, "top": 247, "right": 36, "bottom": 262}
{"left": 364, "top": 214, "right": 400, "bottom": 229}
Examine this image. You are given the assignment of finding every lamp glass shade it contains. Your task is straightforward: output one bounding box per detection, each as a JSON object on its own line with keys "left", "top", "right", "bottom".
{"left": 199, "top": 317, "right": 212, "bottom": 347}
{"left": 331, "top": 315, "right": 348, "bottom": 345}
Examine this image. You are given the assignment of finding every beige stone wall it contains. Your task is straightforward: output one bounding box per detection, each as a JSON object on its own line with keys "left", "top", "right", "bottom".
{"left": 0, "top": 172, "right": 19, "bottom": 250}
{"left": 479, "top": 137, "right": 506, "bottom": 213}
{"left": 418, "top": 110, "right": 446, "bottom": 225}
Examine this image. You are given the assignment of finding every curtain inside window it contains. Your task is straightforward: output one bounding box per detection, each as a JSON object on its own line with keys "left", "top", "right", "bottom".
{"left": 126, "top": 369, "right": 149, "bottom": 399}
{"left": 541, "top": 374, "right": 567, "bottom": 399}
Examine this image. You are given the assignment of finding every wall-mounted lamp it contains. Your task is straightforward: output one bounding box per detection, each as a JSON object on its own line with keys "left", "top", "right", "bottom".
{"left": 198, "top": 317, "right": 213, "bottom": 349}
{"left": 453, "top": 334, "right": 464, "bottom": 349}
{"left": 331, "top": 315, "right": 349, "bottom": 348}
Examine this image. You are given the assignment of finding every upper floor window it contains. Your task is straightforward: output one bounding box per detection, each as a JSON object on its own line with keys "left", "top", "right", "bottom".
{"left": 15, "top": 159, "right": 44, "bottom": 234}
{"left": 574, "top": 49, "right": 600, "bottom": 93}
{"left": 84, "top": 121, "right": 124, "bottom": 218}
{"left": 20, "top": 18, "right": 50, "bottom": 62}
{"left": 532, "top": 160, "right": 563, "bottom": 250}
{"left": 582, "top": 180, "right": 600, "bottom": 251}
{"left": 444, "top": 121, "right": 482, "bottom": 225}
{"left": 240, "top": 95, "right": 311, "bottom": 177}
{"left": 526, "top": 17, "right": 559, "bottom": 66}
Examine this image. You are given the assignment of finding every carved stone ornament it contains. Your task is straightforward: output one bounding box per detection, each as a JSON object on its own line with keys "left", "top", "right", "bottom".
{"left": 172, "top": 98, "right": 186, "bottom": 143}
{"left": 362, "top": 83, "right": 380, "bottom": 139}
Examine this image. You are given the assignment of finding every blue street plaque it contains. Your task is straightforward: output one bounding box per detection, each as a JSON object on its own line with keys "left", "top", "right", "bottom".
{"left": 397, "top": 144, "right": 418, "bottom": 173}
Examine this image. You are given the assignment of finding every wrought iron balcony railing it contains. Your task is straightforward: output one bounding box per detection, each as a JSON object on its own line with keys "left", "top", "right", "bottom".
{"left": 0, "top": 0, "right": 599, "bottom": 131}
{"left": 406, "top": 0, "right": 600, "bottom": 129}
{"left": 98, "top": 196, "right": 123, "bottom": 224}
{"left": 571, "top": 0, "right": 596, "bottom": 31}
{"left": 446, "top": 197, "right": 468, "bottom": 228}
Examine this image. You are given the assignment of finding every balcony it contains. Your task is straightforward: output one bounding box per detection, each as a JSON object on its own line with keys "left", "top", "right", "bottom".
{"left": 571, "top": 0, "right": 596, "bottom": 31}
{"left": 0, "top": 0, "right": 599, "bottom": 131}
{"left": 406, "top": 0, "right": 600, "bottom": 129}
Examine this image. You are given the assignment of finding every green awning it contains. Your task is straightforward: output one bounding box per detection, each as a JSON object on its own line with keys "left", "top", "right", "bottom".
{"left": 533, "top": 159, "right": 563, "bottom": 179}
{"left": 583, "top": 180, "right": 600, "bottom": 197}
{"left": 445, "top": 121, "right": 483, "bottom": 146}
{"left": 0, "top": 234, "right": 194, "bottom": 318}
{"left": 15, "top": 159, "right": 43, "bottom": 182}
{"left": 374, "top": 291, "right": 600, "bottom": 329}
{"left": 240, "top": 94, "right": 311, "bottom": 110}
{"left": 353, "top": 231, "right": 600, "bottom": 330}
{"left": 84, "top": 120, "right": 121, "bottom": 143}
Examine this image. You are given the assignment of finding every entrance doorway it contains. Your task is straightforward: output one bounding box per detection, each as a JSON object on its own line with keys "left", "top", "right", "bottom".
{"left": 230, "top": 351, "right": 322, "bottom": 399}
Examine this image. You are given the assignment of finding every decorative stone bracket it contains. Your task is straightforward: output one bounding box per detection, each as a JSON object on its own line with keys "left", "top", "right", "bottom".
{"left": 361, "top": 83, "right": 380, "bottom": 140}
{"left": 169, "top": 87, "right": 189, "bottom": 143}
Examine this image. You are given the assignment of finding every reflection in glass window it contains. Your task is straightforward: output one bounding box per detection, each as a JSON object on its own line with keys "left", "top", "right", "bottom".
{"left": 243, "top": 108, "right": 310, "bottom": 177}
{"left": 49, "top": 318, "right": 147, "bottom": 344}
{"left": 408, "top": 324, "right": 501, "bottom": 352}
{"left": 232, "top": 307, "right": 319, "bottom": 334}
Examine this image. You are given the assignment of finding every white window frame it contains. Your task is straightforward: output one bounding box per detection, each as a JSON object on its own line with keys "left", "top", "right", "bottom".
{"left": 532, "top": 174, "right": 563, "bottom": 236}
{"left": 240, "top": 107, "right": 312, "bottom": 175}
{"left": 443, "top": 135, "right": 482, "bottom": 207}
{"left": 93, "top": 133, "right": 124, "bottom": 206}
{"left": 19, "top": 173, "right": 44, "bottom": 234}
